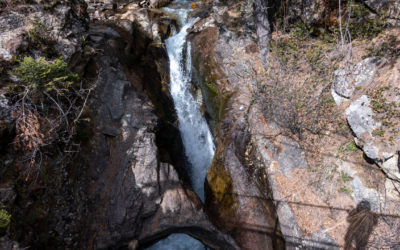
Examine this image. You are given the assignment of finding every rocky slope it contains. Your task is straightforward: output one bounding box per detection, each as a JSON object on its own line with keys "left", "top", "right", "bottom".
{"left": 189, "top": 0, "right": 400, "bottom": 249}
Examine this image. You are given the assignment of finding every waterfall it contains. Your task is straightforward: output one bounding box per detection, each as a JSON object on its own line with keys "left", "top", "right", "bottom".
{"left": 164, "top": 2, "right": 215, "bottom": 202}
{"left": 145, "top": 2, "right": 214, "bottom": 249}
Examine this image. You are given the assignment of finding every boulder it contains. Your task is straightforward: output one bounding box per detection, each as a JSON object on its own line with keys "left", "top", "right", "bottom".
{"left": 346, "top": 94, "right": 400, "bottom": 183}
{"left": 382, "top": 154, "right": 400, "bottom": 182}
{"left": 332, "top": 58, "right": 378, "bottom": 105}
{"left": 345, "top": 95, "right": 381, "bottom": 141}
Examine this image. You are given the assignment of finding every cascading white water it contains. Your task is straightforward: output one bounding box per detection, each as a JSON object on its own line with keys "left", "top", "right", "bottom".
{"left": 145, "top": 2, "right": 214, "bottom": 249}
{"left": 164, "top": 1, "right": 215, "bottom": 202}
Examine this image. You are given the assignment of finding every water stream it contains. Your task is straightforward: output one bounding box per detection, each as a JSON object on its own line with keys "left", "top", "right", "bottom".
{"left": 164, "top": 0, "right": 215, "bottom": 202}
{"left": 145, "top": 1, "right": 215, "bottom": 249}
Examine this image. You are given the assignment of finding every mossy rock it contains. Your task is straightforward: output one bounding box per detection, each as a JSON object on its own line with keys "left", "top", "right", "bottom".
{"left": 207, "top": 159, "right": 233, "bottom": 205}
{"left": 206, "top": 147, "right": 239, "bottom": 230}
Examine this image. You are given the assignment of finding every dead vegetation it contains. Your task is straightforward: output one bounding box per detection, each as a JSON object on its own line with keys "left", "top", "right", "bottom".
{"left": 256, "top": 32, "right": 338, "bottom": 141}
{"left": 6, "top": 56, "right": 92, "bottom": 180}
{"left": 256, "top": 0, "right": 396, "bottom": 142}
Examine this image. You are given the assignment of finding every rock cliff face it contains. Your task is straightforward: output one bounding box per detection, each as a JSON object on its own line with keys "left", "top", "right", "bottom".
{"left": 189, "top": 0, "right": 400, "bottom": 249}
{"left": 1, "top": 0, "right": 400, "bottom": 249}
{"left": 189, "top": 1, "right": 285, "bottom": 249}
{"left": 78, "top": 20, "right": 238, "bottom": 249}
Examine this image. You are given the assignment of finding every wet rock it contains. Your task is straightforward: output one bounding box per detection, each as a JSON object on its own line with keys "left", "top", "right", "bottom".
{"left": 139, "top": 163, "right": 240, "bottom": 249}
{"left": 0, "top": 1, "right": 238, "bottom": 248}
{"left": 189, "top": 16, "right": 216, "bottom": 33}
{"left": 85, "top": 1, "right": 176, "bottom": 42}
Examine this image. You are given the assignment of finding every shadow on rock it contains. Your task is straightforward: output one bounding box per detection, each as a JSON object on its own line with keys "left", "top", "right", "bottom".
{"left": 344, "top": 200, "right": 378, "bottom": 250}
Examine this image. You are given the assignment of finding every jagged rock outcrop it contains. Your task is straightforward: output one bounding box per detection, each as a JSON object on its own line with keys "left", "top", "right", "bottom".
{"left": 346, "top": 96, "right": 382, "bottom": 159}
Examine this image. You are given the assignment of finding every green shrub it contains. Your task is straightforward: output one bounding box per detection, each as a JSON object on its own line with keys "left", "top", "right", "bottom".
{"left": 28, "top": 18, "right": 49, "bottom": 43}
{"left": 9, "top": 56, "right": 88, "bottom": 179}
{"left": 372, "top": 128, "right": 385, "bottom": 137}
{"left": 339, "top": 171, "right": 352, "bottom": 182}
{"left": 346, "top": 142, "right": 358, "bottom": 152}
{"left": 0, "top": 209, "right": 11, "bottom": 228}
{"left": 13, "top": 56, "right": 79, "bottom": 92}
{"left": 338, "top": 142, "right": 358, "bottom": 154}
{"left": 339, "top": 187, "right": 353, "bottom": 195}
{"left": 290, "top": 22, "right": 311, "bottom": 39}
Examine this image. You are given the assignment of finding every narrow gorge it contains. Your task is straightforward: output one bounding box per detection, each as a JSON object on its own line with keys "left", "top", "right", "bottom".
{"left": 1, "top": 0, "right": 400, "bottom": 249}
{"left": 164, "top": 1, "right": 215, "bottom": 202}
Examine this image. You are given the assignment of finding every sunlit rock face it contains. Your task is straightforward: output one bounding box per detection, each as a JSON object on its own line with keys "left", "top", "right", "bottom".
{"left": 189, "top": 0, "right": 400, "bottom": 249}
